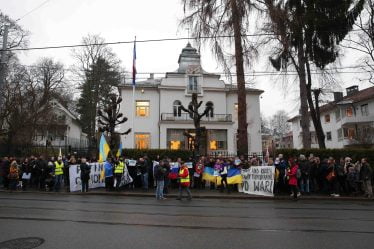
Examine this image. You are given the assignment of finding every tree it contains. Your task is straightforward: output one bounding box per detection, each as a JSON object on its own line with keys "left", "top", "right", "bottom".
{"left": 264, "top": 0, "right": 364, "bottom": 148}
{"left": 97, "top": 95, "right": 131, "bottom": 158}
{"left": 0, "top": 11, "right": 29, "bottom": 53}
{"left": 269, "top": 110, "right": 290, "bottom": 138}
{"left": 180, "top": 93, "right": 213, "bottom": 158}
{"left": 76, "top": 57, "right": 121, "bottom": 149}
{"left": 0, "top": 58, "right": 67, "bottom": 154}
{"left": 343, "top": 0, "right": 374, "bottom": 84}
{"left": 0, "top": 11, "right": 29, "bottom": 128}
{"left": 30, "top": 58, "right": 65, "bottom": 104}
{"left": 181, "top": 0, "right": 259, "bottom": 156}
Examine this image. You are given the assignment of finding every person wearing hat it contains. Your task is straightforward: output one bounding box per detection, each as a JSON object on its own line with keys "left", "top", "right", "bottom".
{"left": 53, "top": 156, "right": 64, "bottom": 192}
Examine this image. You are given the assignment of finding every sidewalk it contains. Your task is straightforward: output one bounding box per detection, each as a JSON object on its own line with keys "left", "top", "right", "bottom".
{"left": 1, "top": 188, "right": 373, "bottom": 201}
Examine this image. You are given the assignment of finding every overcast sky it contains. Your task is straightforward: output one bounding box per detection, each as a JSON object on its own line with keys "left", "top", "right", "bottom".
{"left": 1, "top": 0, "right": 372, "bottom": 120}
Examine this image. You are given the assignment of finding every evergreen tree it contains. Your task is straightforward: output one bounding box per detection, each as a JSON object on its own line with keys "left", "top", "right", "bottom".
{"left": 76, "top": 57, "right": 121, "bottom": 149}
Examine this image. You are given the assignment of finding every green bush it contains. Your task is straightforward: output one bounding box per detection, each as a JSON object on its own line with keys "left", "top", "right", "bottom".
{"left": 121, "top": 149, "right": 193, "bottom": 161}
{"left": 276, "top": 148, "right": 374, "bottom": 164}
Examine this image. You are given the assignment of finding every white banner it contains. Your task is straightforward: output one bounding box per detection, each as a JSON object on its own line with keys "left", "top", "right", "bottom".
{"left": 242, "top": 166, "right": 275, "bottom": 197}
{"left": 69, "top": 163, "right": 105, "bottom": 192}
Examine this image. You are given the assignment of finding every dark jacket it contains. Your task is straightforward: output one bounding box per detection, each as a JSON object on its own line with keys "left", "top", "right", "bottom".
{"left": 360, "top": 162, "right": 372, "bottom": 181}
{"left": 153, "top": 164, "right": 167, "bottom": 181}
{"left": 137, "top": 160, "right": 148, "bottom": 174}
{"left": 37, "top": 159, "right": 48, "bottom": 178}
{"left": 80, "top": 163, "right": 91, "bottom": 181}
{"left": 299, "top": 159, "right": 311, "bottom": 177}
{"left": 21, "top": 162, "right": 31, "bottom": 174}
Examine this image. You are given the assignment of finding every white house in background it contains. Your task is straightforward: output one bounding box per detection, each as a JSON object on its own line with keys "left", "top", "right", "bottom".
{"left": 33, "top": 99, "right": 88, "bottom": 149}
{"left": 118, "top": 43, "right": 263, "bottom": 155}
{"left": 289, "top": 86, "right": 374, "bottom": 149}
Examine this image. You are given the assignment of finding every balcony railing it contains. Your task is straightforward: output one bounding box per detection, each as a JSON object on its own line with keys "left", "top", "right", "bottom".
{"left": 161, "top": 113, "right": 232, "bottom": 122}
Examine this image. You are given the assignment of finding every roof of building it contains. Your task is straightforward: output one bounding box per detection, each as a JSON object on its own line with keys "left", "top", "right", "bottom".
{"left": 288, "top": 86, "right": 374, "bottom": 122}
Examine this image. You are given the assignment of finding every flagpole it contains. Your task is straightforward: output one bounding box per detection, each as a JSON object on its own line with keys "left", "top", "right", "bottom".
{"left": 132, "top": 36, "right": 136, "bottom": 148}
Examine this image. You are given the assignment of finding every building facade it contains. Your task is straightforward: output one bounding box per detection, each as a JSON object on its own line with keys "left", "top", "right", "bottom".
{"left": 33, "top": 100, "right": 88, "bottom": 149}
{"left": 289, "top": 86, "right": 374, "bottom": 149}
{"left": 119, "top": 43, "right": 263, "bottom": 155}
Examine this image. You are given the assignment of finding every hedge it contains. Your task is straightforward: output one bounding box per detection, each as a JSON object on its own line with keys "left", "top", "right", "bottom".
{"left": 276, "top": 148, "right": 374, "bottom": 164}
{"left": 121, "top": 149, "right": 193, "bottom": 161}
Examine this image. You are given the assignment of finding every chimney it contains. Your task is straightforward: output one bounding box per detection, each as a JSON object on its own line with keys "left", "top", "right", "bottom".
{"left": 346, "top": 85, "right": 359, "bottom": 96}
{"left": 333, "top": 92, "right": 343, "bottom": 102}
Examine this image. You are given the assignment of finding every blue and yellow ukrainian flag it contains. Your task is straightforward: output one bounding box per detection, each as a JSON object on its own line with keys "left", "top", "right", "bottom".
{"left": 202, "top": 167, "right": 217, "bottom": 183}
{"left": 203, "top": 167, "right": 243, "bottom": 185}
{"left": 98, "top": 133, "right": 110, "bottom": 163}
{"left": 226, "top": 168, "right": 243, "bottom": 184}
{"left": 116, "top": 141, "right": 123, "bottom": 158}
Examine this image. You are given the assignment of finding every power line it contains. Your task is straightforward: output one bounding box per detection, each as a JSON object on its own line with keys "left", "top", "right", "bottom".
{"left": 0, "top": 29, "right": 365, "bottom": 52}
{"left": 15, "top": 0, "right": 53, "bottom": 22}
{"left": 12, "top": 63, "right": 374, "bottom": 76}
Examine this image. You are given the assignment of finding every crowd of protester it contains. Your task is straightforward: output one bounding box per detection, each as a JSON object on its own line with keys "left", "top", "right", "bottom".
{"left": 0, "top": 153, "right": 372, "bottom": 200}
{"left": 275, "top": 154, "right": 373, "bottom": 199}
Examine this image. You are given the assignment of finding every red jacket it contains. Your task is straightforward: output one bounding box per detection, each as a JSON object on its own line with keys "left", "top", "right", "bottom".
{"left": 287, "top": 165, "right": 299, "bottom": 186}
{"left": 178, "top": 167, "right": 190, "bottom": 187}
{"left": 195, "top": 163, "right": 204, "bottom": 175}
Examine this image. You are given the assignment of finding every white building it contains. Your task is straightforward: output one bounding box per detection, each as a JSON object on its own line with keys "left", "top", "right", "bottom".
{"left": 33, "top": 99, "right": 88, "bottom": 149}
{"left": 289, "top": 86, "right": 374, "bottom": 149}
{"left": 119, "top": 43, "right": 263, "bottom": 155}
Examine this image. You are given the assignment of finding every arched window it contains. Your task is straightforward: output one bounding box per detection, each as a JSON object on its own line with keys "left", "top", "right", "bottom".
{"left": 206, "top": 101, "right": 214, "bottom": 117}
{"left": 173, "top": 100, "right": 182, "bottom": 117}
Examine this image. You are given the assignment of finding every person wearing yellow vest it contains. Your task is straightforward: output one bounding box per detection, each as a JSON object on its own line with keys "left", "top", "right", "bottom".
{"left": 114, "top": 157, "right": 125, "bottom": 191}
{"left": 53, "top": 157, "right": 64, "bottom": 192}
{"left": 176, "top": 163, "right": 192, "bottom": 200}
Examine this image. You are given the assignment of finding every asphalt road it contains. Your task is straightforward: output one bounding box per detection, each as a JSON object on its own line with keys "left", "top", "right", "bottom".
{"left": 0, "top": 192, "right": 373, "bottom": 249}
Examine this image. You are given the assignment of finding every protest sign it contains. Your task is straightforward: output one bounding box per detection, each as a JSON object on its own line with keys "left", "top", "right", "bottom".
{"left": 69, "top": 163, "right": 105, "bottom": 192}
{"left": 127, "top": 160, "right": 137, "bottom": 166}
{"left": 242, "top": 166, "right": 275, "bottom": 197}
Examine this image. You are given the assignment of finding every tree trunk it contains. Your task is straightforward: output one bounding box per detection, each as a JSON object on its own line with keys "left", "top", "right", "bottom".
{"left": 297, "top": 43, "right": 312, "bottom": 149}
{"left": 305, "top": 61, "right": 326, "bottom": 148}
{"left": 231, "top": 0, "right": 248, "bottom": 156}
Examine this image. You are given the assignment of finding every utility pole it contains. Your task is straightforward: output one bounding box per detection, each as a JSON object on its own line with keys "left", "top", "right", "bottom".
{"left": 0, "top": 25, "right": 9, "bottom": 110}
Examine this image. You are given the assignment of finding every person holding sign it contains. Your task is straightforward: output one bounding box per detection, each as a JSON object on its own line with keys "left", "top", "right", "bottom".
{"left": 177, "top": 163, "right": 192, "bottom": 200}
{"left": 287, "top": 158, "right": 299, "bottom": 200}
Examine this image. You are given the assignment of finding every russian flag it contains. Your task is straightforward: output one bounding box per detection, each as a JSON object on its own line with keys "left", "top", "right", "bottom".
{"left": 132, "top": 40, "right": 136, "bottom": 86}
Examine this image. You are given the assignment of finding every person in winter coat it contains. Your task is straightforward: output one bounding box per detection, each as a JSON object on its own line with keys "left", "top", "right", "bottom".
{"left": 193, "top": 159, "right": 204, "bottom": 189}
{"left": 154, "top": 162, "right": 167, "bottom": 200}
{"left": 299, "top": 154, "right": 311, "bottom": 194}
{"left": 327, "top": 157, "right": 340, "bottom": 197}
{"left": 219, "top": 159, "right": 229, "bottom": 193}
{"left": 287, "top": 158, "right": 299, "bottom": 200}
{"left": 360, "top": 158, "right": 373, "bottom": 198}
{"left": 21, "top": 158, "right": 31, "bottom": 191}
{"left": 177, "top": 163, "right": 192, "bottom": 200}
{"left": 104, "top": 158, "right": 114, "bottom": 191}
{"left": 1, "top": 157, "right": 10, "bottom": 190}
{"left": 8, "top": 160, "right": 19, "bottom": 191}
{"left": 80, "top": 157, "right": 91, "bottom": 192}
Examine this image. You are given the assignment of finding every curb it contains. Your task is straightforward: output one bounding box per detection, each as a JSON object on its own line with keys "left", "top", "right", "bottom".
{"left": 1, "top": 189, "right": 373, "bottom": 201}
